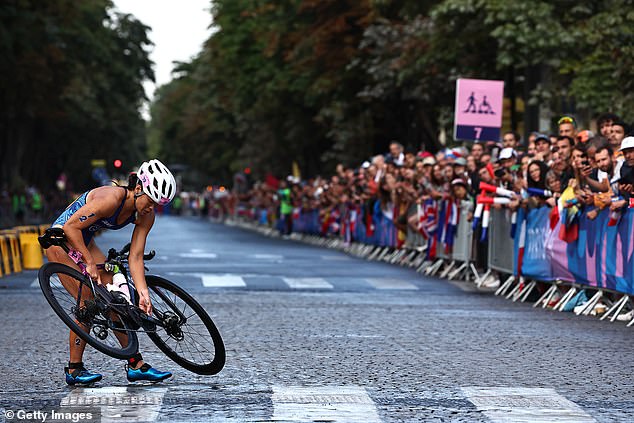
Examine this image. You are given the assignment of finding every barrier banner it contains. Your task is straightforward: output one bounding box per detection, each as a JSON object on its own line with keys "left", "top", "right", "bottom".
{"left": 548, "top": 208, "right": 634, "bottom": 294}
{"left": 514, "top": 206, "right": 553, "bottom": 281}
{"left": 487, "top": 208, "right": 514, "bottom": 274}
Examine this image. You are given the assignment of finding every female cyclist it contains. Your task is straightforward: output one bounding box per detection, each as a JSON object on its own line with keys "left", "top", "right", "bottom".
{"left": 47, "top": 159, "right": 176, "bottom": 385}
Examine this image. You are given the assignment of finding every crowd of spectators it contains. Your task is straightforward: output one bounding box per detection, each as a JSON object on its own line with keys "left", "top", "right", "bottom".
{"left": 241, "top": 113, "right": 633, "bottom": 238}
{"left": 233, "top": 113, "right": 634, "bottom": 305}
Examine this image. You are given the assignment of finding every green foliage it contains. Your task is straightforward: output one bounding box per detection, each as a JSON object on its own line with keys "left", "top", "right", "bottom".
{"left": 5, "top": 0, "right": 626, "bottom": 186}
{"left": 0, "top": 0, "right": 153, "bottom": 191}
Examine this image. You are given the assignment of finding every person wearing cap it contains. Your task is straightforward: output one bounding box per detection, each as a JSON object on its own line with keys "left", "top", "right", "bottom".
{"left": 496, "top": 147, "right": 519, "bottom": 190}
{"left": 450, "top": 178, "right": 471, "bottom": 202}
{"left": 533, "top": 133, "right": 552, "bottom": 162}
{"left": 558, "top": 115, "right": 578, "bottom": 139}
{"left": 422, "top": 156, "right": 436, "bottom": 167}
{"left": 615, "top": 136, "right": 634, "bottom": 197}
{"left": 453, "top": 157, "right": 468, "bottom": 179}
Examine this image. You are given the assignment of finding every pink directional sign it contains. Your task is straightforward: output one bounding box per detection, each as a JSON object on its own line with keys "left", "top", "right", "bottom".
{"left": 454, "top": 78, "right": 504, "bottom": 142}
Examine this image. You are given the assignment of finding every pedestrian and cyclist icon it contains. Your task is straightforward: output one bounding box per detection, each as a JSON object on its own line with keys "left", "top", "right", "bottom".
{"left": 464, "top": 92, "right": 495, "bottom": 115}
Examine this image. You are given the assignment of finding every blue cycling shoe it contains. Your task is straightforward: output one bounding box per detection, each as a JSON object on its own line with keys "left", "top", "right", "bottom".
{"left": 65, "top": 362, "right": 102, "bottom": 386}
{"left": 126, "top": 363, "right": 172, "bottom": 382}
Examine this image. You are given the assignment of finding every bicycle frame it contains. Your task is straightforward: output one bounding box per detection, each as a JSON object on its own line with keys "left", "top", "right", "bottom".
{"left": 60, "top": 242, "right": 187, "bottom": 335}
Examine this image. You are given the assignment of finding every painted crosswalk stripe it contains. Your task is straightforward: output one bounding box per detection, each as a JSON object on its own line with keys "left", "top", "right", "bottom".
{"left": 61, "top": 386, "right": 167, "bottom": 422}
{"left": 178, "top": 252, "right": 217, "bottom": 259}
{"left": 200, "top": 274, "right": 246, "bottom": 288}
{"left": 462, "top": 387, "right": 596, "bottom": 423}
{"left": 272, "top": 386, "right": 381, "bottom": 423}
{"left": 283, "top": 277, "right": 334, "bottom": 289}
{"left": 365, "top": 278, "right": 418, "bottom": 290}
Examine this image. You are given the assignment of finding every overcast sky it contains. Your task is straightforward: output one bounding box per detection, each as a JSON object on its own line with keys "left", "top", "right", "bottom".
{"left": 113, "top": 0, "right": 212, "bottom": 101}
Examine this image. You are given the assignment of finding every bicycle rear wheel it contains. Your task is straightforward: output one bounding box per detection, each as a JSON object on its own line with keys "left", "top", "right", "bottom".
{"left": 38, "top": 262, "right": 139, "bottom": 359}
{"left": 145, "top": 275, "right": 225, "bottom": 375}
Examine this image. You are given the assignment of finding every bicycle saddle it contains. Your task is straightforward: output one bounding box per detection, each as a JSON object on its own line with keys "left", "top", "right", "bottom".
{"left": 38, "top": 227, "right": 67, "bottom": 249}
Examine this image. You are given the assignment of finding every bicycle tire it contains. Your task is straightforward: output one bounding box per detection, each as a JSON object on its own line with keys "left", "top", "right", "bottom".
{"left": 145, "top": 275, "right": 225, "bottom": 375}
{"left": 39, "top": 262, "right": 139, "bottom": 360}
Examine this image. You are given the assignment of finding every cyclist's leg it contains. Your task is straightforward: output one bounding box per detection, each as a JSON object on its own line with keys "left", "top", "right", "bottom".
{"left": 86, "top": 242, "right": 131, "bottom": 349}
{"left": 45, "top": 245, "right": 93, "bottom": 364}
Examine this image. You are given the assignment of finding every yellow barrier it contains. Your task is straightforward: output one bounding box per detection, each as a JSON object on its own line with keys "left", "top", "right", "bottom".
{"left": 19, "top": 233, "right": 43, "bottom": 269}
{"left": 0, "top": 225, "right": 49, "bottom": 275}
{"left": 15, "top": 225, "right": 39, "bottom": 234}
{"left": 9, "top": 235, "right": 22, "bottom": 273}
{"left": 0, "top": 236, "right": 6, "bottom": 277}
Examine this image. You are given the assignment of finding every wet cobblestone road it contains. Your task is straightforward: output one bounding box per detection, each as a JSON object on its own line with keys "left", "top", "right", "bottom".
{"left": 1, "top": 216, "right": 633, "bottom": 422}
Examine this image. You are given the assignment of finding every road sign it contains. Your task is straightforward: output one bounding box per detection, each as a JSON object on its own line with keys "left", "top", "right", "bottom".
{"left": 91, "top": 159, "right": 106, "bottom": 167}
{"left": 454, "top": 78, "right": 504, "bottom": 142}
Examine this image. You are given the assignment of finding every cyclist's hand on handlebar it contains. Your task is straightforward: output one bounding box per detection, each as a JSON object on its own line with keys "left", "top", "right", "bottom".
{"left": 86, "top": 262, "right": 102, "bottom": 285}
{"left": 138, "top": 288, "right": 152, "bottom": 315}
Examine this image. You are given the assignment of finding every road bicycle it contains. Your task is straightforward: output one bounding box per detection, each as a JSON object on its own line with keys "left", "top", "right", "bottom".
{"left": 37, "top": 227, "right": 225, "bottom": 375}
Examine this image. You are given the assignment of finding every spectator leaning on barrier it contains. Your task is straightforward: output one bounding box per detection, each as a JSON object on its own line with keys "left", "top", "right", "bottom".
{"left": 497, "top": 147, "right": 520, "bottom": 191}
{"left": 616, "top": 137, "right": 634, "bottom": 199}
{"left": 556, "top": 135, "right": 576, "bottom": 189}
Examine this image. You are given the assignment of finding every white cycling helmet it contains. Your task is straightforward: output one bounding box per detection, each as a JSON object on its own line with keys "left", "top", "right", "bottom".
{"left": 137, "top": 159, "right": 176, "bottom": 205}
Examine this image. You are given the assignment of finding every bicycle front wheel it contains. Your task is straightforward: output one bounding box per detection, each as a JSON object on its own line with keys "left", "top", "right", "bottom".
{"left": 38, "top": 262, "right": 139, "bottom": 360}
{"left": 145, "top": 275, "right": 225, "bottom": 375}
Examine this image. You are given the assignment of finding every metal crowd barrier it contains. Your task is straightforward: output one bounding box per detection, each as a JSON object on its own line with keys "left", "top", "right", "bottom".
{"left": 234, "top": 199, "right": 634, "bottom": 326}
{"left": 481, "top": 208, "right": 518, "bottom": 295}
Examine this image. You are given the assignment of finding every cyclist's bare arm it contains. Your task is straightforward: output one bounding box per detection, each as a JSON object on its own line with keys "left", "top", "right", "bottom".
{"left": 129, "top": 211, "right": 155, "bottom": 314}
{"left": 62, "top": 189, "right": 123, "bottom": 282}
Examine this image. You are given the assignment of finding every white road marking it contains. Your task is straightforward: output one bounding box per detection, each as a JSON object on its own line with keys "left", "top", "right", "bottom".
{"left": 283, "top": 277, "right": 334, "bottom": 289}
{"left": 61, "top": 386, "right": 167, "bottom": 423}
{"left": 320, "top": 255, "right": 352, "bottom": 261}
{"left": 251, "top": 254, "right": 284, "bottom": 260}
{"left": 272, "top": 386, "right": 381, "bottom": 423}
{"left": 32, "top": 275, "right": 63, "bottom": 289}
{"left": 462, "top": 387, "right": 596, "bottom": 423}
{"left": 200, "top": 274, "right": 246, "bottom": 288}
{"left": 178, "top": 252, "right": 217, "bottom": 259}
{"left": 365, "top": 278, "right": 418, "bottom": 290}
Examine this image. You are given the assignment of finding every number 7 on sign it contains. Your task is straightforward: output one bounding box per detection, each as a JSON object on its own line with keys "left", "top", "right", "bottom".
{"left": 474, "top": 127, "right": 482, "bottom": 140}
